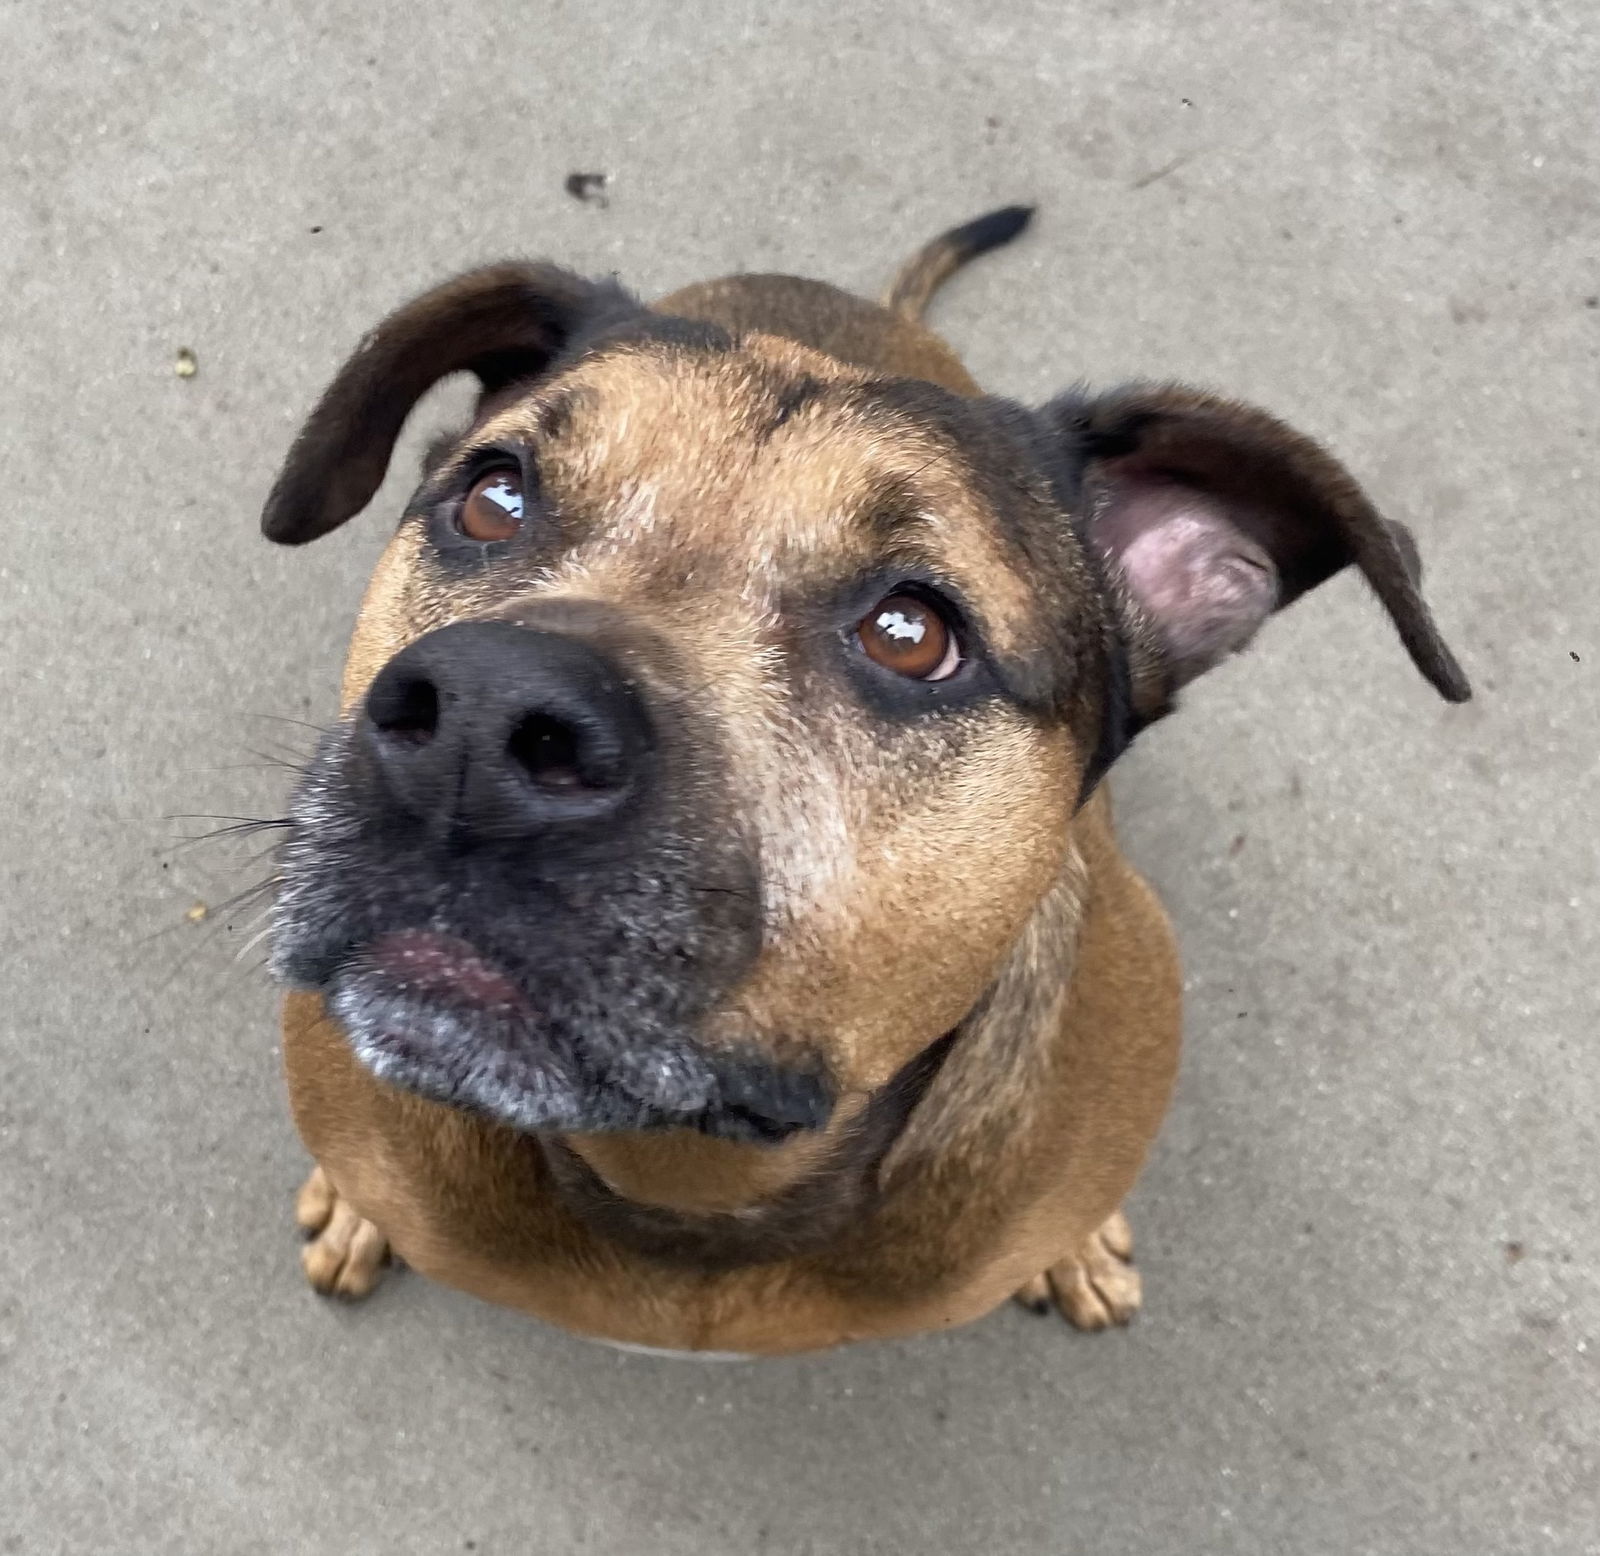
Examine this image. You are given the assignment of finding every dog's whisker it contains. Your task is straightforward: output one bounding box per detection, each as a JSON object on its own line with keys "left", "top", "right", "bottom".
{"left": 233, "top": 923, "right": 278, "bottom": 965}
{"left": 135, "top": 871, "right": 278, "bottom": 995}
{"left": 167, "top": 812, "right": 292, "bottom": 826}
{"left": 215, "top": 876, "right": 280, "bottom": 915}
{"left": 245, "top": 712, "right": 335, "bottom": 737}
{"left": 160, "top": 819, "right": 291, "bottom": 860}
{"left": 195, "top": 758, "right": 306, "bottom": 776}
{"left": 243, "top": 745, "right": 314, "bottom": 771}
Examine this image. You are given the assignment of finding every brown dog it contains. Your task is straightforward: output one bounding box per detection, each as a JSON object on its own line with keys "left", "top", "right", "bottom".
{"left": 261, "top": 208, "right": 1469, "bottom": 1355}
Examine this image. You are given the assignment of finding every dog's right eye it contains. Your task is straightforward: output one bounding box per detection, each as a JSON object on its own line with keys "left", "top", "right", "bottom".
{"left": 856, "top": 592, "right": 962, "bottom": 681}
{"left": 457, "top": 468, "right": 525, "bottom": 542}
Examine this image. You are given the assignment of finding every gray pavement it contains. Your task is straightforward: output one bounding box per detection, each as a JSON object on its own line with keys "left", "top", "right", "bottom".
{"left": 2, "top": 2, "right": 1596, "bottom": 1552}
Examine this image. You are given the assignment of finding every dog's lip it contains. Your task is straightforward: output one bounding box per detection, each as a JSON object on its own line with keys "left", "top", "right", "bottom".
{"left": 363, "top": 929, "right": 531, "bottom": 1013}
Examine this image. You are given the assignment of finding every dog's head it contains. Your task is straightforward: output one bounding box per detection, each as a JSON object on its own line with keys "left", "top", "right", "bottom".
{"left": 263, "top": 262, "right": 1468, "bottom": 1145}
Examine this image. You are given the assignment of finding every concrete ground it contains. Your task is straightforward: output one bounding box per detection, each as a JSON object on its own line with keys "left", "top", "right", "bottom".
{"left": 2, "top": 2, "right": 1596, "bottom": 1551}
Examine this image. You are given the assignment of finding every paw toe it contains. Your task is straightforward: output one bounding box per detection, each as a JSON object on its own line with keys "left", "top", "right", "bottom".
{"left": 294, "top": 1166, "right": 336, "bottom": 1236}
{"left": 1018, "top": 1212, "right": 1143, "bottom": 1333}
{"left": 1100, "top": 1209, "right": 1134, "bottom": 1261}
{"left": 296, "top": 1175, "right": 391, "bottom": 1301}
{"left": 1012, "top": 1273, "right": 1054, "bottom": 1314}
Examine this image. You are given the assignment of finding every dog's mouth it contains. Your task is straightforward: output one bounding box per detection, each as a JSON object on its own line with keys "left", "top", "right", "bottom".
{"left": 307, "top": 926, "right": 834, "bottom": 1145}
{"left": 270, "top": 712, "right": 829, "bottom": 1143}
{"left": 364, "top": 929, "right": 531, "bottom": 1014}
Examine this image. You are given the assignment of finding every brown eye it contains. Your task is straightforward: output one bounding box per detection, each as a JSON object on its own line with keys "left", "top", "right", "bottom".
{"left": 458, "top": 468, "right": 525, "bottom": 542}
{"left": 856, "top": 593, "right": 961, "bottom": 681}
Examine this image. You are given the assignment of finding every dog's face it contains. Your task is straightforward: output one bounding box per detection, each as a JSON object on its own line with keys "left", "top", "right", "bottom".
{"left": 263, "top": 264, "right": 1467, "bottom": 1144}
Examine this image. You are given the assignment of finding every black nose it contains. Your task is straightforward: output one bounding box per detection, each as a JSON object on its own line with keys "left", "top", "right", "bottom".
{"left": 359, "top": 621, "right": 651, "bottom": 840}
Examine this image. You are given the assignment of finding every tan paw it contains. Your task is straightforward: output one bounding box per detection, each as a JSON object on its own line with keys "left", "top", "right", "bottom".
{"left": 1014, "top": 1210, "right": 1141, "bottom": 1331}
{"left": 295, "top": 1166, "right": 392, "bottom": 1300}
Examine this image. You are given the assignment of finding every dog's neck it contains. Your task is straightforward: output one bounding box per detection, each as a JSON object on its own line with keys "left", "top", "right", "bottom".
{"left": 559, "top": 1110, "right": 864, "bottom": 1215}
{"left": 543, "top": 1033, "right": 957, "bottom": 1270}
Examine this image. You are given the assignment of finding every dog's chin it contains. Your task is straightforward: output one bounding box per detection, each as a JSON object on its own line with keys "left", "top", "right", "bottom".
{"left": 300, "top": 929, "right": 834, "bottom": 1145}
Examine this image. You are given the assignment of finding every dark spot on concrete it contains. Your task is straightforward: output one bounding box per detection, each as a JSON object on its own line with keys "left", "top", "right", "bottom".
{"left": 309, "top": 225, "right": 323, "bottom": 234}
{"left": 1504, "top": 1240, "right": 1526, "bottom": 1263}
{"left": 1585, "top": 296, "right": 1599, "bottom": 308}
{"left": 565, "top": 172, "right": 609, "bottom": 206}
{"left": 1181, "top": 97, "right": 1194, "bottom": 107}
{"left": 1571, "top": 650, "right": 1581, "bottom": 662}
{"left": 1521, "top": 1309, "right": 1558, "bottom": 1334}
{"left": 1131, "top": 152, "right": 1197, "bottom": 191}
{"left": 1229, "top": 833, "right": 1246, "bottom": 856}
{"left": 985, "top": 115, "right": 1001, "bottom": 128}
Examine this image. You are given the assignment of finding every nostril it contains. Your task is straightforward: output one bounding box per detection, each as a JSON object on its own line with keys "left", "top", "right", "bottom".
{"left": 507, "top": 713, "right": 586, "bottom": 790}
{"left": 369, "top": 676, "right": 440, "bottom": 745}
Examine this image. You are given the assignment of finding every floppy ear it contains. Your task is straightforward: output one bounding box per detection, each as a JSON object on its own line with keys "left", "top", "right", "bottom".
{"left": 262, "top": 263, "right": 634, "bottom": 544}
{"left": 1045, "top": 384, "right": 1470, "bottom": 703}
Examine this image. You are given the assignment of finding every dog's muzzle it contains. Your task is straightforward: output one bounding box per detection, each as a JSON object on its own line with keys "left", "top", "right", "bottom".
{"left": 271, "top": 618, "right": 831, "bottom": 1143}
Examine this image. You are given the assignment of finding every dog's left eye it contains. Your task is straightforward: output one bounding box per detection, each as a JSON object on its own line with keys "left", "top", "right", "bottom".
{"left": 457, "top": 468, "right": 525, "bottom": 542}
{"left": 856, "top": 593, "right": 962, "bottom": 681}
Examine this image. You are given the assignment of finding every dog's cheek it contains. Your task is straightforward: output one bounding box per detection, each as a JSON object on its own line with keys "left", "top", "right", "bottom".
{"left": 845, "top": 717, "right": 1074, "bottom": 1062}
{"left": 719, "top": 711, "right": 1075, "bottom": 1090}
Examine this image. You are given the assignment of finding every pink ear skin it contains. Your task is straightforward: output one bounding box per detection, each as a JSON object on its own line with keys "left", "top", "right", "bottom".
{"left": 1058, "top": 385, "right": 1471, "bottom": 702}
{"left": 1095, "top": 480, "right": 1279, "bottom": 687}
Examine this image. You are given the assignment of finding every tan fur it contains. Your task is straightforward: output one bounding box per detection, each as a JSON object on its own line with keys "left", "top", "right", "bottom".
{"left": 281, "top": 272, "right": 1185, "bottom": 1350}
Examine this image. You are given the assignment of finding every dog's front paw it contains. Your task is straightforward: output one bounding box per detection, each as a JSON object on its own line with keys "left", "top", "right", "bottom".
{"left": 1014, "top": 1210, "right": 1141, "bottom": 1331}
{"left": 295, "top": 1166, "right": 392, "bottom": 1300}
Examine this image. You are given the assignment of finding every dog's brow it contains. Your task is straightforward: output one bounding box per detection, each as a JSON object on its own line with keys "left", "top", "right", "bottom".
{"left": 533, "top": 388, "right": 584, "bottom": 442}
{"left": 854, "top": 472, "right": 937, "bottom": 545}
{"left": 531, "top": 385, "right": 604, "bottom": 441}
{"left": 752, "top": 374, "right": 829, "bottom": 443}
{"left": 845, "top": 376, "right": 967, "bottom": 440}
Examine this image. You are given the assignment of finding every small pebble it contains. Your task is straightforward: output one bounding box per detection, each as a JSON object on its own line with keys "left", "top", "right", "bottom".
{"left": 564, "top": 172, "right": 608, "bottom": 206}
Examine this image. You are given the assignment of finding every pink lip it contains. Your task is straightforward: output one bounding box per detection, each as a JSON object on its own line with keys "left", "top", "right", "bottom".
{"left": 366, "top": 930, "right": 529, "bottom": 1013}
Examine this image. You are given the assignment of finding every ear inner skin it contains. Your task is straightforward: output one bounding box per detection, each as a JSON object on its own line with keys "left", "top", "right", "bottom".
{"left": 261, "top": 263, "right": 637, "bottom": 545}
{"left": 1047, "top": 384, "right": 1472, "bottom": 703}
{"left": 1096, "top": 481, "right": 1281, "bottom": 685}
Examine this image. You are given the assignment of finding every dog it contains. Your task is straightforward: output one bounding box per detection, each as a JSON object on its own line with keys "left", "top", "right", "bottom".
{"left": 260, "top": 206, "right": 1469, "bottom": 1355}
